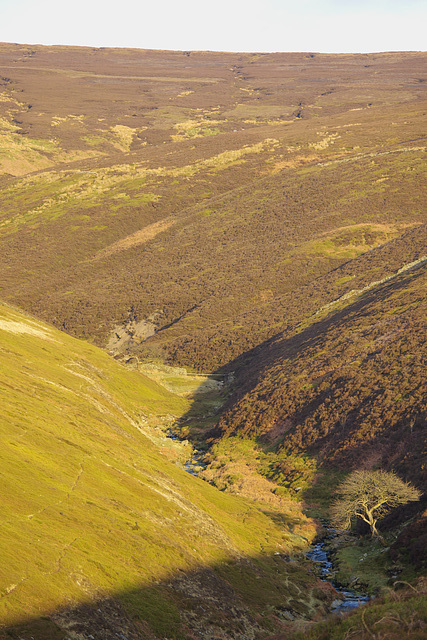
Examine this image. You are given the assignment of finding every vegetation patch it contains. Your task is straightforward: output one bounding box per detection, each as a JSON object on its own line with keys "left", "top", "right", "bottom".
{"left": 0, "top": 303, "right": 328, "bottom": 638}
{"left": 289, "top": 579, "right": 427, "bottom": 640}
{"left": 0, "top": 44, "right": 426, "bottom": 639}
{"left": 172, "top": 118, "right": 222, "bottom": 141}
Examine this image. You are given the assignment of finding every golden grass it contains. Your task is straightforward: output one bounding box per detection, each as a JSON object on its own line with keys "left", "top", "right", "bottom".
{"left": 0, "top": 317, "right": 57, "bottom": 341}
{"left": 292, "top": 223, "right": 418, "bottom": 262}
{"left": 110, "top": 124, "right": 137, "bottom": 151}
{"left": 51, "top": 114, "right": 86, "bottom": 127}
{"left": 0, "top": 117, "right": 57, "bottom": 176}
{"left": 309, "top": 132, "right": 341, "bottom": 151}
{"left": 0, "top": 303, "right": 315, "bottom": 629}
{"left": 94, "top": 218, "right": 175, "bottom": 260}
{"left": 171, "top": 118, "right": 222, "bottom": 141}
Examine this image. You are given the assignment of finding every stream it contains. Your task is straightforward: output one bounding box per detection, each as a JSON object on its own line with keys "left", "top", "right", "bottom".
{"left": 166, "top": 429, "right": 370, "bottom": 613}
{"left": 307, "top": 528, "right": 370, "bottom": 613}
{"left": 166, "top": 429, "right": 207, "bottom": 476}
{"left": 183, "top": 449, "right": 206, "bottom": 476}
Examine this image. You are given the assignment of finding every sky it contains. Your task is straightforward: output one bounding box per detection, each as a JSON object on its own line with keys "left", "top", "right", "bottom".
{"left": 0, "top": 0, "right": 425, "bottom": 54}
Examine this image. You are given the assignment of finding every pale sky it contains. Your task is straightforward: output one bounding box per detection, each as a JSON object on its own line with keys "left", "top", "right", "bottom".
{"left": 0, "top": 0, "right": 425, "bottom": 53}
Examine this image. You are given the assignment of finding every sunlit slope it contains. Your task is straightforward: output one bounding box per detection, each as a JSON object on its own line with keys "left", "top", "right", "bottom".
{"left": 1, "top": 118, "right": 425, "bottom": 370}
{"left": 0, "top": 44, "right": 425, "bottom": 371}
{"left": 1, "top": 44, "right": 424, "bottom": 177}
{"left": 0, "top": 303, "right": 322, "bottom": 636}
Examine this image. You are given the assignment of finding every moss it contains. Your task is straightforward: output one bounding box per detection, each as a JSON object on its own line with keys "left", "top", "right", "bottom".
{"left": 334, "top": 541, "right": 391, "bottom": 594}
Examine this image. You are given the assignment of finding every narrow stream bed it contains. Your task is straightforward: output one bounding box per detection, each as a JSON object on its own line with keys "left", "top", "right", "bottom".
{"left": 307, "top": 529, "right": 371, "bottom": 613}
{"left": 166, "top": 428, "right": 370, "bottom": 613}
{"left": 166, "top": 428, "right": 207, "bottom": 476}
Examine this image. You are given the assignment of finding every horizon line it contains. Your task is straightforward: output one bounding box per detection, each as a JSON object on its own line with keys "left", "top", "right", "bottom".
{"left": 0, "top": 40, "right": 426, "bottom": 56}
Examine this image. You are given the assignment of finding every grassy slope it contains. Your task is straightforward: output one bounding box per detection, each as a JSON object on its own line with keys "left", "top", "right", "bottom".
{"left": 0, "top": 302, "right": 328, "bottom": 639}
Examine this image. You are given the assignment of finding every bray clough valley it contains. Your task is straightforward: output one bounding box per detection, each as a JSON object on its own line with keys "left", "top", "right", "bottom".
{"left": 0, "top": 11, "right": 426, "bottom": 640}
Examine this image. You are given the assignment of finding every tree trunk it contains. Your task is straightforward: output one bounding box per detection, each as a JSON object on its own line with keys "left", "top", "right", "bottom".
{"left": 369, "top": 516, "right": 386, "bottom": 546}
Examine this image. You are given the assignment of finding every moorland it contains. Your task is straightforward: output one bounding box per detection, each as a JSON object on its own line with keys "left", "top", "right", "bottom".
{"left": 0, "top": 43, "right": 426, "bottom": 639}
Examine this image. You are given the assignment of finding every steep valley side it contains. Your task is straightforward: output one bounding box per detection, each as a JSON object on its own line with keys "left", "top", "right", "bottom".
{"left": 0, "top": 302, "right": 339, "bottom": 640}
{"left": 0, "top": 44, "right": 426, "bottom": 639}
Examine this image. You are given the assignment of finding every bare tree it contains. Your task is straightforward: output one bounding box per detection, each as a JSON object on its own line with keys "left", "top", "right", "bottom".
{"left": 330, "top": 470, "right": 421, "bottom": 542}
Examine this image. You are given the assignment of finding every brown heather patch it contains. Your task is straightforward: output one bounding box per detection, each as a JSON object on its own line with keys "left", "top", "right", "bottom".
{"left": 270, "top": 154, "right": 323, "bottom": 172}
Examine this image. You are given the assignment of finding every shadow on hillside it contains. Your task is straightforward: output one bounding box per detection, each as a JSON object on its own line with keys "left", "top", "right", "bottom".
{"left": 4, "top": 270, "right": 424, "bottom": 640}
{"left": 218, "top": 260, "right": 426, "bottom": 392}
{"left": 0, "top": 549, "right": 332, "bottom": 640}
{"left": 200, "top": 261, "right": 426, "bottom": 483}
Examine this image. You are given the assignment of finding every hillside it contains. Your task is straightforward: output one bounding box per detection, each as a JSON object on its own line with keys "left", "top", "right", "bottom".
{"left": 215, "top": 251, "right": 426, "bottom": 484}
{"left": 0, "top": 44, "right": 425, "bottom": 372}
{"left": 0, "top": 43, "right": 426, "bottom": 638}
{"left": 0, "top": 302, "right": 332, "bottom": 639}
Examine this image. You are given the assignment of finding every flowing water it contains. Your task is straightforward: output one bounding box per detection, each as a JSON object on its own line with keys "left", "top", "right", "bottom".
{"left": 183, "top": 449, "right": 207, "bottom": 475}
{"left": 166, "top": 428, "right": 369, "bottom": 612}
{"left": 307, "top": 529, "right": 371, "bottom": 612}
{"left": 166, "top": 428, "right": 207, "bottom": 476}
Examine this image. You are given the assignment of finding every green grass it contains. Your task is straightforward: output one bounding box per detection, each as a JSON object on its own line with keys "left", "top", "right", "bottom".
{"left": 204, "top": 437, "right": 318, "bottom": 501}
{"left": 334, "top": 542, "right": 390, "bottom": 593}
{"left": 0, "top": 302, "right": 327, "bottom": 636}
{"left": 121, "top": 587, "right": 183, "bottom": 639}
